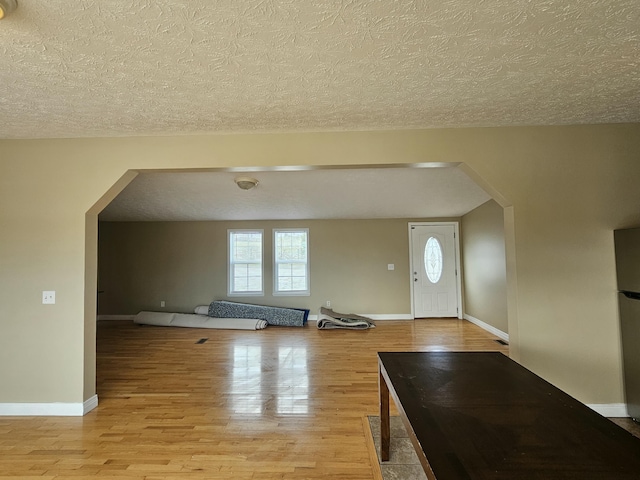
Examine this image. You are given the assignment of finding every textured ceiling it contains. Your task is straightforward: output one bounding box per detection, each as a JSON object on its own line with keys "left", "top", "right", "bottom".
{"left": 1, "top": 0, "right": 639, "bottom": 139}
{"left": 99, "top": 166, "right": 491, "bottom": 221}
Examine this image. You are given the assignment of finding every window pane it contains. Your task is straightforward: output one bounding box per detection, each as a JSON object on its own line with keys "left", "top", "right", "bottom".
{"left": 278, "top": 263, "right": 293, "bottom": 276}
{"left": 234, "top": 264, "right": 247, "bottom": 275}
{"left": 291, "top": 264, "right": 306, "bottom": 276}
{"left": 233, "top": 234, "right": 262, "bottom": 262}
{"left": 278, "top": 247, "right": 305, "bottom": 261}
{"left": 275, "top": 232, "right": 307, "bottom": 261}
{"left": 424, "top": 236, "right": 443, "bottom": 284}
{"left": 291, "top": 277, "right": 307, "bottom": 290}
{"left": 247, "top": 276, "right": 262, "bottom": 291}
{"left": 278, "top": 277, "right": 292, "bottom": 291}
{"left": 247, "top": 264, "right": 262, "bottom": 276}
{"left": 234, "top": 277, "right": 248, "bottom": 291}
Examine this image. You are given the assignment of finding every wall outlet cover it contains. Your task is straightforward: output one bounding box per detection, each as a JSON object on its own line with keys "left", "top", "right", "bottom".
{"left": 42, "top": 291, "right": 56, "bottom": 304}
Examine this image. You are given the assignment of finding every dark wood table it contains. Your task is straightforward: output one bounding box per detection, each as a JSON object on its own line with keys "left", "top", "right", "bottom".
{"left": 378, "top": 351, "right": 640, "bottom": 479}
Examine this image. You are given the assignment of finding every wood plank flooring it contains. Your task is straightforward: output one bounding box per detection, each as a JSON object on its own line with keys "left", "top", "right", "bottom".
{"left": 1, "top": 319, "right": 509, "bottom": 479}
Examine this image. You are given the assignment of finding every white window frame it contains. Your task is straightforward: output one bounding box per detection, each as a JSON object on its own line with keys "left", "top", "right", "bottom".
{"left": 228, "top": 229, "right": 264, "bottom": 296}
{"left": 273, "top": 228, "right": 310, "bottom": 296}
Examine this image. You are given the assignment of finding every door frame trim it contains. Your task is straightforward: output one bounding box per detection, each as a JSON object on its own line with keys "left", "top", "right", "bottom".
{"left": 408, "top": 222, "right": 462, "bottom": 319}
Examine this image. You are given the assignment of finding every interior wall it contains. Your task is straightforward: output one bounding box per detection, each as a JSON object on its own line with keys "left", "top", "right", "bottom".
{"left": 98, "top": 218, "right": 452, "bottom": 316}
{"left": 1, "top": 125, "right": 640, "bottom": 407}
{"left": 461, "top": 199, "right": 508, "bottom": 333}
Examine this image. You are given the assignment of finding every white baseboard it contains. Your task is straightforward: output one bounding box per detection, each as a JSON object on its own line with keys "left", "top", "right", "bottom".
{"left": 367, "top": 314, "right": 414, "bottom": 320}
{"left": 97, "top": 315, "right": 135, "bottom": 321}
{"left": 0, "top": 395, "right": 98, "bottom": 416}
{"left": 463, "top": 314, "right": 509, "bottom": 342}
{"left": 109, "top": 314, "right": 412, "bottom": 322}
{"left": 587, "top": 403, "right": 628, "bottom": 417}
{"left": 83, "top": 394, "right": 99, "bottom": 414}
{"left": 307, "top": 313, "right": 413, "bottom": 321}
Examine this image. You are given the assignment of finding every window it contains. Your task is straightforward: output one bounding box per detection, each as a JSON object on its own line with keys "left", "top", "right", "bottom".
{"left": 273, "top": 229, "right": 309, "bottom": 296}
{"left": 425, "top": 236, "right": 443, "bottom": 284}
{"left": 228, "top": 230, "right": 263, "bottom": 295}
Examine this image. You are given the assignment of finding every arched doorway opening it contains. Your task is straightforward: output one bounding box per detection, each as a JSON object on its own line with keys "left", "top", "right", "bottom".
{"left": 83, "top": 163, "right": 515, "bottom": 406}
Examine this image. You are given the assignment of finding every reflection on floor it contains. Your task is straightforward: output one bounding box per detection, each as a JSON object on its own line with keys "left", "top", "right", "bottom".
{"left": 231, "top": 345, "right": 309, "bottom": 415}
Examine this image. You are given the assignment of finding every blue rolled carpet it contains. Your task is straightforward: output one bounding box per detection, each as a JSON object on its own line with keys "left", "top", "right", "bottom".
{"left": 208, "top": 300, "right": 309, "bottom": 327}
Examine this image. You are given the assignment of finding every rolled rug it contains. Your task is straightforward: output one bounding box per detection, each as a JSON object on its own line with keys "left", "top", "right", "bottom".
{"left": 208, "top": 300, "right": 308, "bottom": 327}
{"left": 316, "top": 307, "right": 375, "bottom": 330}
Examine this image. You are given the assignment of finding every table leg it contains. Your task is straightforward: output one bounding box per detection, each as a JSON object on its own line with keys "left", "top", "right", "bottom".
{"left": 379, "top": 366, "right": 390, "bottom": 461}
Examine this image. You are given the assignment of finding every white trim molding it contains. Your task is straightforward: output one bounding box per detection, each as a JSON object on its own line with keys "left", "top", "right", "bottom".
{"left": 587, "top": 403, "right": 628, "bottom": 418}
{"left": 83, "top": 395, "right": 99, "bottom": 414}
{"left": 0, "top": 395, "right": 98, "bottom": 416}
{"left": 464, "top": 314, "right": 509, "bottom": 342}
{"left": 366, "top": 314, "right": 414, "bottom": 321}
{"left": 307, "top": 313, "right": 413, "bottom": 322}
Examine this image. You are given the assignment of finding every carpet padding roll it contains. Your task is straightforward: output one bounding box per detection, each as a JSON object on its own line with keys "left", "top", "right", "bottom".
{"left": 134, "top": 311, "right": 267, "bottom": 330}
{"left": 208, "top": 300, "right": 309, "bottom": 327}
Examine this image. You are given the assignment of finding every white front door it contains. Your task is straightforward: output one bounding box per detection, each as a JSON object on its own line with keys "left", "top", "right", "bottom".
{"left": 410, "top": 223, "right": 460, "bottom": 318}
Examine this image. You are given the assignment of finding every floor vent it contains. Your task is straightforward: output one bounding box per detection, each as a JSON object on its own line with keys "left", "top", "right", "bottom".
{"left": 495, "top": 339, "right": 508, "bottom": 346}
{"left": 196, "top": 338, "right": 208, "bottom": 344}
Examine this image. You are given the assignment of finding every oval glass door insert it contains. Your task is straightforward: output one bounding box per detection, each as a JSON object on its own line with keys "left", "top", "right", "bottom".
{"left": 424, "top": 236, "right": 443, "bottom": 283}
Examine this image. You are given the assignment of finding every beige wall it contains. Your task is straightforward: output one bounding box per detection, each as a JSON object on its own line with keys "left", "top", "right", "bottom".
{"left": 98, "top": 218, "right": 438, "bottom": 316}
{"left": 461, "top": 200, "right": 508, "bottom": 333}
{"left": 1, "top": 125, "right": 640, "bottom": 406}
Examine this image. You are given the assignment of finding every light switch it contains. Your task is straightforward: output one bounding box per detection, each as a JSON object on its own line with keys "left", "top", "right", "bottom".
{"left": 387, "top": 264, "right": 395, "bottom": 271}
{"left": 42, "top": 291, "right": 56, "bottom": 304}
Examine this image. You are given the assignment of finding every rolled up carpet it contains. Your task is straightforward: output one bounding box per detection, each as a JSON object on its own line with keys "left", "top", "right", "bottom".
{"left": 316, "top": 307, "right": 375, "bottom": 330}
{"left": 134, "top": 311, "right": 267, "bottom": 330}
{"left": 208, "top": 300, "right": 309, "bottom": 327}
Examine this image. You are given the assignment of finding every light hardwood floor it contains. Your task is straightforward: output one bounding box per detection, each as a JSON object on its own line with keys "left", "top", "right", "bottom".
{"left": 0, "top": 319, "right": 510, "bottom": 479}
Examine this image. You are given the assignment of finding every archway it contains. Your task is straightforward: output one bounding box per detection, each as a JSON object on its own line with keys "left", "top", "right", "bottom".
{"left": 83, "top": 163, "right": 514, "bottom": 407}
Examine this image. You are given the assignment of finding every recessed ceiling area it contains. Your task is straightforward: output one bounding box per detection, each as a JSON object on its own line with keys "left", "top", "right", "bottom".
{"left": 1, "top": 1, "right": 639, "bottom": 139}
{"left": 99, "top": 165, "right": 492, "bottom": 222}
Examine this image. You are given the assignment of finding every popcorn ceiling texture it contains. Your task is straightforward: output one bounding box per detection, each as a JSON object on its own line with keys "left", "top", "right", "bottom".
{"left": 1, "top": 0, "right": 639, "bottom": 139}
{"left": 99, "top": 167, "right": 491, "bottom": 221}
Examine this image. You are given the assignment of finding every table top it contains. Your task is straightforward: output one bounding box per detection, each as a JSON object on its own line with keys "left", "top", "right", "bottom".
{"left": 378, "top": 351, "right": 640, "bottom": 479}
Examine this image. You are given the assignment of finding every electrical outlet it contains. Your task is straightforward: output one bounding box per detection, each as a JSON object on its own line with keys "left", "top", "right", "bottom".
{"left": 388, "top": 264, "right": 395, "bottom": 270}
{"left": 160, "top": 301, "right": 165, "bottom": 308}
{"left": 42, "top": 291, "right": 56, "bottom": 304}
{"left": 326, "top": 300, "right": 331, "bottom": 308}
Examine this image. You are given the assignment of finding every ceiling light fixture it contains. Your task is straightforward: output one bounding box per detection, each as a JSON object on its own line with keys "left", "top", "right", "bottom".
{"left": 0, "top": 0, "right": 17, "bottom": 20}
{"left": 234, "top": 176, "right": 259, "bottom": 190}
